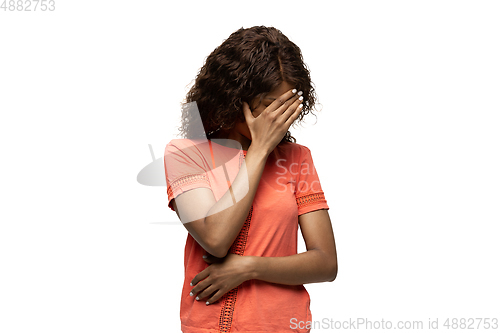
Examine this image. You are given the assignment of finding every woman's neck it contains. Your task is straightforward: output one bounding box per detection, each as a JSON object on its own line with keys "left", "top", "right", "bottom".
{"left": 211, "top": 128, "right": 251, "bottom": 151}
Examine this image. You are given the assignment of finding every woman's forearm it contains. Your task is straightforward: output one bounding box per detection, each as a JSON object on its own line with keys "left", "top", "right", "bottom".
{"left": 248, "top": 250, "right": 337, "bottom": 285}
{"left": 204, "top": 145, "right": 268, "bottom": 257}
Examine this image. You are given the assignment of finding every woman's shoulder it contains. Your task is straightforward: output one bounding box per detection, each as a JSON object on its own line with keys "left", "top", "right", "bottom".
{"left": 166, "top": 137, "right": 206, "bottom": 147}
{"left": 164, "top": 138, "right": 212, "bottom": 163}
{"left": 277, "top": 140, "right": 312, "bottom": 153}
{"left": 165, "top": 138, "right": 209, "bottom": 153}
{"left": 275, "top": 141, "right": 312, "bottom": 161}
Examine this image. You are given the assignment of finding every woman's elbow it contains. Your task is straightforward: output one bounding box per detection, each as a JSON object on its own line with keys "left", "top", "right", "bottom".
{"left": 204, "top": 238, "right": 229, "bottom": 258}
{"left": 209, "top": 246, "right": 228, "bottom": 259}
{"left": 326, "top": 261, "right": 338, "bottom": 282}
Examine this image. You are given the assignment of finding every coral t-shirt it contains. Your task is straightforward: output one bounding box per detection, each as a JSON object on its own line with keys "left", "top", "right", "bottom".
{"left": 164, "top": 138, "right": 329, "bottom": 333}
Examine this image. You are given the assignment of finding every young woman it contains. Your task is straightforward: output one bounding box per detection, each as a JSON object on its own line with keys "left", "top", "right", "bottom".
{"left": 164, "top": 26, "right": 337, "bottom": 333}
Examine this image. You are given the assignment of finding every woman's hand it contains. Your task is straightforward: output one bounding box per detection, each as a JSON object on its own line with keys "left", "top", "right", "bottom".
{"left": 242, "top": 89, "right": 303, "bottom": 156}
{"left": 189, "top": 253, "right": 255, "bottom": 305}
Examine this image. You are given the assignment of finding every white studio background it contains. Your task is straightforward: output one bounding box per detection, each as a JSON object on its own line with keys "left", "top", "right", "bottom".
{"left": 1, "top": 1, "right": 499, "bottom": 332}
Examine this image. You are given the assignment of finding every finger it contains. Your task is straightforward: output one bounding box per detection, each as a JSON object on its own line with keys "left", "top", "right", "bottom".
{"left": 202, "top": 254, "right": 224, "bottom": 264}
{"left": 242, "top": 101, "right": 254, "bottom": 124}
{"left": 283, "top": 97, "right": 304, "bottom": 127}
{"left": 275, "top": 93, "right": 301, "bottom": 117}
{"left": 206, "top": 289, "right": 227, "bottom": 305}
{"left": 190, "top": 267, "right": 210, "bottom": 287}
{"left": 202, "top": 255, "right": 212, "bottom": 264}
{"left": 279, "top": 91, "right": 302, "bottom": 121}
{"left": 190, "top": 277, "right": 211, "bottom": 298}
{"left": 195, "top": 284, "right": 219, "bottom": 302}
{"left": 267, "top": 88, "right": 298, "bottom": 114}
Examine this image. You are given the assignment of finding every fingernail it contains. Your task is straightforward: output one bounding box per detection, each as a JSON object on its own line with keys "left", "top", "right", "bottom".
{"left": 298, "top": 91, "right": 303, "bottom": 96}
{"left": 206, "top": 301, "right": 210, "bottom": 305}
{"left": 190, "top": 282, "right": 193, "bottom": 286}
{"left": 189, "top": 292, "right": 193, "bottom": 296}
{"left": 298, "top": 96, "right": 303, "bottom": 101}
{"left": 202, "top": 255, "right": 207, "bottom": 259}
{"left": 196, "top": 296, "right": 199, "bottom": 300}
{"left": 292, "top": 89, "right": 297, "bottom": 94}
{"left": 299, "top": 104, "right": 303, "bottom": 108}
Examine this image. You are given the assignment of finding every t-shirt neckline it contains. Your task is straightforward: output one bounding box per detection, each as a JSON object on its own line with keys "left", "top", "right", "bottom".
{"left": 210, "top": 139, "right": 247, "bottom": 153}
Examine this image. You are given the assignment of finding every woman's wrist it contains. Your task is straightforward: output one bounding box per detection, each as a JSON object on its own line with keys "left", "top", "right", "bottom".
{"left": 245, "top": 256, "right": 261, "bottom": 280}
{"left": 247, "top": 143, "right": 271, "bottom": 160}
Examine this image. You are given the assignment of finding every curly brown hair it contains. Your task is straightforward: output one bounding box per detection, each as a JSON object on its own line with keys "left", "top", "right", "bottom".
{"left": 178, "top": 25, "right": 319, "bottom": 144}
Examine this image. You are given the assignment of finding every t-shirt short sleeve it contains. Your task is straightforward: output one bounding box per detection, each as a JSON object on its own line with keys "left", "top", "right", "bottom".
{"left": 163, "top": 140, "right": 212, "bottom": 211}
{"left": 295, "top": 146, "right": 329, "bottom": 216}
